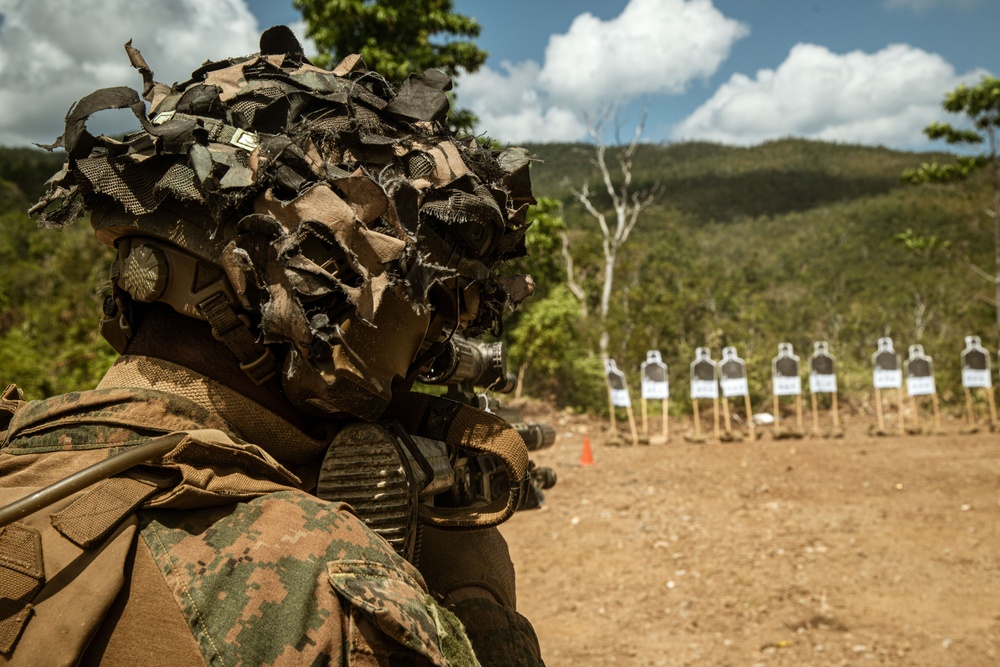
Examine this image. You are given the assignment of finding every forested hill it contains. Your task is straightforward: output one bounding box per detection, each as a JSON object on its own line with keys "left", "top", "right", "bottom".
{"left": 525, "top": 138, "right": 951, "bottom": 225}
{"left": 0, "top": 140, "right": 993, "bottom": 412}
{"left": 0, "top": 147, "right": 116, "bottom": 398}
{"left": 0, "top": 147, "right": 65, "bottom": 201}
{"left": 512, "top": 139, "right": 994, "bottom": 411}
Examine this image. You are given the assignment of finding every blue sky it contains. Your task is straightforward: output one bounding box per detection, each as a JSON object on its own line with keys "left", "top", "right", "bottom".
{"left": 0, "top": 0, "right": 996, "bottom": 150}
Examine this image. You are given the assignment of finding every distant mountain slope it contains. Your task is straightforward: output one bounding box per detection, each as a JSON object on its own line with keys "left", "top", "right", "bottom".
{"left": 0, "top": 141, "right": 993, "bottom": 411}
{"left": 0, "top": 147, "right": 65, "bottom": 201}
{"left": 514, "top": 139, "right": 993, "bottom": 411}
{"left": 525, "top": 138, "right": 954, "bottom": 224}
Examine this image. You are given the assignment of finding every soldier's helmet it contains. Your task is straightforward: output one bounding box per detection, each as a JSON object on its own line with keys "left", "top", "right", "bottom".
{"left": 30, "top": 26, "right": 534, "bottom": 421}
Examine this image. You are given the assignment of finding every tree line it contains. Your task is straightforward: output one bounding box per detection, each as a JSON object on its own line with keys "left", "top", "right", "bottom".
{"left": 1, "top": 137, "right": 996, "bottom": 413}
{"left": 2, "top": 1, "right": 998, "bottom": 421}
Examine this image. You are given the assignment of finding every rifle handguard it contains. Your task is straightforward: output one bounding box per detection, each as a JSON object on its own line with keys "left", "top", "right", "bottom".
{"left": 385, "top": 392, "right": 529, "bottom": 529}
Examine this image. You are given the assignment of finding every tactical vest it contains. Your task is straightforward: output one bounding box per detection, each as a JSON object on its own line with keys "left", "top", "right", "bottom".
{"left": 0, "top": 385, "right": 479, "bottom": 667}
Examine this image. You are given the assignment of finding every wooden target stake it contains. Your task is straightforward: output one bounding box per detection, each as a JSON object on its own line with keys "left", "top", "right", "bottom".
{"left": 722, "top": 396, "right": 733, "bottom": 435}
{"left": 875, "top": 388, "right": 886, "bottom": 431}
{"left": 607, "top": 391, "right": 618, "bottom": 434}
{"left": 964, "top": 387, "right": 975, "bottom": 426}
{"left": 811, "top": 392, "right": 820, "bottom": 433}
{"left": 641, "top": 396, "right": 669, "bottom": 443}
{"left": 625, "top": 404, "right": 640, "bottom": 445}
{"left": 897, "top": 388, "right": 906, "bottom": 435}
{"left": 831, "top": 391, "right": 841, "bottom": 430}
{"left": 712, "top": 397, "right": 720, "bottom": 440}
{"left": 692, "top": 398, "right": 702, "bottom": 438}
{"left": 961, "top": 385, "right": 997, "bottom": 429}
{"left": 744, "top": 393, "right": 756, "bottom": 441}
{"left": 795, "top": 395, "right": 804, "bottom": 432}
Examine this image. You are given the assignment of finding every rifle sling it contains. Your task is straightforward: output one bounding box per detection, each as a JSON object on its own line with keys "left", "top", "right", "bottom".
{"left": 386, "top": 392, "right": 529, "bottom": 529}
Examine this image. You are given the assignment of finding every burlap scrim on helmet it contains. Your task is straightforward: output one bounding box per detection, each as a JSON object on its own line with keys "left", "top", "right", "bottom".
{"left": 29, "top": 25, "right": 536, "bottom": 419}
{"left": 74, "top": 157, "right": 204, "bottom": 215}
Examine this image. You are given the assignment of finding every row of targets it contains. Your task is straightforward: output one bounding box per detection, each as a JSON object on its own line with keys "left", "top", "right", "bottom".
{"left": 690, "top": 345, "right": 801, "bottom": 441}
{"left": 872, "top": 335, "right": 997, "bottom": 434}
{"left": 603, "top": 335, "right": 998, "bottom": 443}
{"left": 684, "top": 343, "right": 840, "bottom": 440}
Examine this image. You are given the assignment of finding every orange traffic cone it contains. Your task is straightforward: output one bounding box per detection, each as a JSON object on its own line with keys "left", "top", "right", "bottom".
{"left": 579, "top": 436, "right": 595, "bottom": 466}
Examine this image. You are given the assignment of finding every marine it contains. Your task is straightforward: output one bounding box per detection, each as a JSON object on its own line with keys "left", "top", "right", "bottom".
{"left": 0, "top": 25, "right": 543, "bottom": 666}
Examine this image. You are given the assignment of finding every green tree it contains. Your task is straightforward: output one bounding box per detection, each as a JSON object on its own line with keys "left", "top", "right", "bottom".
{"left": 902, "top": 75, "right": 1000, "bottom": 343}
{"left": 504, "top": 199, "right": 606, "bottom": 411}
{"left": 293, "top": 0, "right": 486, "bottom": 131}
{"left": 0, "top": 188, "right": 116, "bottom": 399}
{"left": 517, "top": 197, "right": 567, "bottom": 293}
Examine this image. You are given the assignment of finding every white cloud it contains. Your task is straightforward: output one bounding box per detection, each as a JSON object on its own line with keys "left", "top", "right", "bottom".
{"left": 0, "top": 0, "right": 260, "bottom": 146}
{"left": 458, "top": 0, "right": 746, "bottom": 143}
{"left": 539, "top": 0, "right": 748, "bottom": 109}
{"left": 672, "top": 43, "right": 983, "bottom": 147}
{"left": 457, "top": 60, "right": 586, "bottom": 143}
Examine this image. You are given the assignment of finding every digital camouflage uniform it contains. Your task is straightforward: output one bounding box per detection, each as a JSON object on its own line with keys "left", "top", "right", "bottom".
{"left": 0, "top": 355, "right": 479, "bottom": 666}
{"left": 1, "top": 24, "right": 545, "bottom": 667}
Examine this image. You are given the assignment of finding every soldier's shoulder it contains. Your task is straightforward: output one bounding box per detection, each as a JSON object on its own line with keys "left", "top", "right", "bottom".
{"left": 142, "top": 489, "right": 406, "bottom": 572}
{"left": 3, "top": 387, "right": 227, "bottom": 453}
{"left": 139, "top": 490, "right": 475, "bottom": 666}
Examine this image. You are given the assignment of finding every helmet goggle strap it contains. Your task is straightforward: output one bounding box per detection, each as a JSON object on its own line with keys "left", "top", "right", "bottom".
{"left": 111, "top": 237, "right": 277, "bottom": 385}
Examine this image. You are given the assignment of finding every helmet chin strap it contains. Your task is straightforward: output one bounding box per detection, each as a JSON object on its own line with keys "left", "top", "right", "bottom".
{"left": 108, "top": 236, "right": 277, "bottom": 386}
{"left": 197, "top": 292, "right": 277, "bottom": 385}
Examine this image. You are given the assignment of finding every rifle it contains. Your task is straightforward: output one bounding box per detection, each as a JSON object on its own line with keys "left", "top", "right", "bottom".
{"left": 0, "top": 334, "right": 555, "bottom": 565}
{"left": 314, "top": 334, "right": 557, "bottom": 560}
{"left": 418, "top": 334, "right": 558, "bottom": 511}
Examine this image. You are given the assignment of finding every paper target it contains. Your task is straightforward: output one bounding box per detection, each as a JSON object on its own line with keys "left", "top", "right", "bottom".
{"left": 690, "top": 347, "right": 719, "bottom": 399}
{"left": 641, "top": 350, "right": 669, "bottom": 400}
{"left": 772, "top": 342, "right": 802, "bottom": 396}
{"left": 872, "top": 337, "right": 902, "bottom": 389}
{"left": 719, "top": 346, "right": 749, "bottom": 398}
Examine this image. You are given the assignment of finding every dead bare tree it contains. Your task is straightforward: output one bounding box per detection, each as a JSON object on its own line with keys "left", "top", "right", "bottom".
{"left": 912, "top": 291, "right": 935, "bottom": 341}
{"left": 562, "top": 107, "right": 661, "bottom": 360}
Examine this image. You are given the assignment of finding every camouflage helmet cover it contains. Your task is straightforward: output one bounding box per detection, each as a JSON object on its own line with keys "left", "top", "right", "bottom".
{"left": 30, "top": 26, "right": 535, "bottom": 420}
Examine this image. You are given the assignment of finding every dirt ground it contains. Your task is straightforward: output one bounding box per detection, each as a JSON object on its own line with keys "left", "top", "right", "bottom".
{"left": 499, "top": 403, "right": 1000, "bottom": 666}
